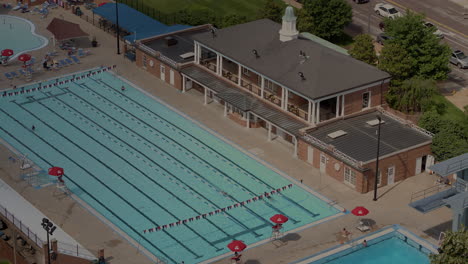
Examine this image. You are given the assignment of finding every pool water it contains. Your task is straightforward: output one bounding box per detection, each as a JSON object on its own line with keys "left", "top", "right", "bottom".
{"left": 0, "top": 70, "right": 340, "bottom": 264}
{"left": 0, "top": 15, "right": 48, "bottom": 59}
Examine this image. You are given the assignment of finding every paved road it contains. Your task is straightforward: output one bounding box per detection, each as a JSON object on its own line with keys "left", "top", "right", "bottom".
{"left": 346, "top": 0, "right": 468, "bottom": 93}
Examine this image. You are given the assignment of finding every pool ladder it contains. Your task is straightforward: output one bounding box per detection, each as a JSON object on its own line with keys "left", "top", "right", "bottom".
{"left": 438, "top": 232, "right": 446, "bottom": 246}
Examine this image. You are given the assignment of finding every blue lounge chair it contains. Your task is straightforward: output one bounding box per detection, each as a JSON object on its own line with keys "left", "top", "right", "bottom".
{"left": 4, "top": 72, "right": 13, "bottom": 79}
{"left": 19, "top": 69, "right": 27, "bottom": 76}
{"left": 70, "top": 55, "right": 80, "bottom": 64}
{"left": 27, "top": 68, "right": 34, "bottom": 74}
{"left": 65, "top": 58, "right": 74, "bottom": 65}
{"left": 10, "top": 71, "right": 19, "bottom": 78}
{"left": 77, "top": 49, "right": 90, "bottom": 57}
{"left": 59, "top": 60, "right": 68, "bottom": 67}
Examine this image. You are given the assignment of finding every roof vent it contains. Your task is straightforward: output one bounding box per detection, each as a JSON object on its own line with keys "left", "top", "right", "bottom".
{"left": 252, "top": 49, "right": 260, "bottom": 58}
{"left": 165, "top": 36, "right": 178, "bottom": 46}
{"left": 327, "top": 130, "right": 347, "bottom": 139}
{"left": 179, "top": 52, "right": 194, "bottom": 59}
{"left": 366, "top": 119, "right": 385, "bottom": 126}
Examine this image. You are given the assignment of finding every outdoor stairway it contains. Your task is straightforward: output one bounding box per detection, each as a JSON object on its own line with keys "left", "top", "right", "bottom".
{"left": 409, "top": 185, "right": 458, "bottom": 213}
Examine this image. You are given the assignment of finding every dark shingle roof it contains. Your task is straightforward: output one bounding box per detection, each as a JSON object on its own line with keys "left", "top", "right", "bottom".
{"left": 192, "top": 19, "right": 390, "bottom": 100}
{"left": 306, "top": 112, "right": 432, "bottom": 162}
{"left": 181, "top": 65, "right": 308, "bottom": 136}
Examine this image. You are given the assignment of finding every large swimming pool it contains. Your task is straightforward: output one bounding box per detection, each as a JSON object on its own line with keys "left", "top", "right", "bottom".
{"left": 0, "top": 15, "right": 48, "bottom": 59}
{"left": 0, "top": 68, "right": 342, "bottom": 264}
{"left": 293, "top": 225, "right": 437, "bottom": 264}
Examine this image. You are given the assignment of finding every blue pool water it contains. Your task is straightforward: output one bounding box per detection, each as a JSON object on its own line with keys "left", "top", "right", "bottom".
{"left": 306, "top": 229, "right": 432, "bottom": 264}
{"left": 0, "top": 15, "right": 48, "bottom": 59}
{"left": 0, "top": 70, "right": 340, "bottom": 264}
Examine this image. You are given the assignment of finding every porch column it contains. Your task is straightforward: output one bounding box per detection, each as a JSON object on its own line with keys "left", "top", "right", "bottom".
{"left": 307, "top": 100, "right": 312, "bottom": 123}
{"left": 194, "top": 43, "right": 200, "bottom": 64}
{"left": 341, "top": 95, "right": 345, "bottom": 116}
{"left": 204, "top": 87, "right": 208, "bottom": 105}
{"left": 316, "top": 101, "right": 321, "bottom": 123}
{"left": 215, "top": 54, "right": 220, "bottom": 75}
{"left": 311, "top": 101, "right": 316, "bottom": 124}
{"left": 335, "top": 95, "right": 340, "bottom": 118}
{"left": 224, "top": 103, "right": 228, "bottom": 116}
{"left": 283, "top": 88, "right": 288, "bottom": 110}
{"left": 219, "top": 56, "right": 223, "bottom": 75}
{"left": 237, "top": 64, "right": 242, "bottom": 86}
{"left": 268, "top": 122, "right": 272, "bottom": 141}
{"left": 194, "top": 43, "right": 198, "bottom": 64}
{"left": 260, "top": 76, "right": 265, "bottom": 98}
{"left": 246, "top": 112, "right": 250, "bottom": 128}
{"left": 182, "top": 75, "right": 186, "bottom": 93}
{"left": 293, "top": 136, "right": 298, "bottom": 158}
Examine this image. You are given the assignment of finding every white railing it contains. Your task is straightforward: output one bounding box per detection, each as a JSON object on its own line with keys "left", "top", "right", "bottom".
{"left": 159, "top": 54, "right": 178, "bottom": 68}
{"left": 302, "top": 134, "right": 363, "bottom": 168}
{"left": 57, "top": 241, "right": 96, "bottom": 260}
{"left": 377, "top": 107, "right": 434, "bottom": 137}
{"left": 0, "top": 203, "right": 44, "bottom": 248}
{"left": 137, "top": 43, "right": 158, "bottom": 57}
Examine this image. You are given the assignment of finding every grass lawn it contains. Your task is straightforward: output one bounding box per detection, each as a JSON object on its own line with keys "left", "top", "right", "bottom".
{"left": 432, "top": 94, "right": 468, "bottom": 129}
{"left": 138, "top": 0, "right": 275, "bottom": 19}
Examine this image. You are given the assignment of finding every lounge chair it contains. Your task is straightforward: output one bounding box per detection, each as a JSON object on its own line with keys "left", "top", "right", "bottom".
{"left": 19, "top": 69, "right": 27, "bottom": 76}
{"left": 59, "top": 60, "right": 68, "bottom": 67}
{"left": 77, "top": 49, "right": 90, "bottom": 57}
{"left": 65, "top": 58, "right": 74, "bottom": 65}
{"left": 4, "top": 72, "right": 13, "bottom": 79}
{"left": 356, "top": 220, "right": 371, "bottom": 232}
{"left": 12, "top": 3, "right": 22, "bottom": 11}
{"left": 27, "top": 68, "right": 34, "bottom": 74}
{"left": 70, "top": 55, "right": 80, "bottom": 64}
{"left": 10, "top": 71, "right": 19, "bottom": 78}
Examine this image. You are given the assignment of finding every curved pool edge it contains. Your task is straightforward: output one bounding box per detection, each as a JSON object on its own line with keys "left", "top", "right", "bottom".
{"left": 1, "top": 15, "right": 49, "bottom": 61}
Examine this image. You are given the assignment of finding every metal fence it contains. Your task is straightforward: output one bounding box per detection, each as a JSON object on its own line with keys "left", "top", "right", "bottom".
{"left": 0, "top": 203, "right": 44, "bottom": 248}
{"left": 57, "top": 241, "right": 96, "bottom": 260}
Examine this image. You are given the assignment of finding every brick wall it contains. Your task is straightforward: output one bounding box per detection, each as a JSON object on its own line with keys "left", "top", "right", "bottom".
{"left": 297, "top": 138, "right": 432, "bottom": 193}
{"left": 0, "top": 239, "right": 29, "bottom": 264}
{"left": 343, "top": 82, "right": 389, "bottom": 116}
{"left": 43, "top": 240, "right": 98, "bottom": 264}
{"left": 135, "top": 49, "right": 183, "bottom": 91}
{"left": 227, "top": 113, "right": 263, "bottom": 128}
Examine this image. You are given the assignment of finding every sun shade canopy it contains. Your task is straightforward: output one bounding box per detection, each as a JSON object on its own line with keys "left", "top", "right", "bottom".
{"left": 46, "top": 18, "right": 89, "bottom": 41}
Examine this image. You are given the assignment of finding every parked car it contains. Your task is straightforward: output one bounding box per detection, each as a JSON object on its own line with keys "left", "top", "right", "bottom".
{"left": 376, "top": 33, "right": 393, "bottom": 45}
{"left": 449, "top": 50, "right": 468, "bottom": 69}
{"left": 353, "top": 0, "right": 370, "bottom": 3}
{"left": 374, "top": 3, "right": 403, "bottom": 19}
{"left": 423, "top": 22, "right": 444, "bottom": 38}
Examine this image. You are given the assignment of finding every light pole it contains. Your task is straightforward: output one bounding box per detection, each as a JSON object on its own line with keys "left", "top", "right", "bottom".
{"left": 115, "top": 0, "right": 120, "bottom": 54}
{"left": 373, "top": 116, "right": 382, "bottom": 201}
{"left": 41, "top": 218, "right": 57, "bottom": 264}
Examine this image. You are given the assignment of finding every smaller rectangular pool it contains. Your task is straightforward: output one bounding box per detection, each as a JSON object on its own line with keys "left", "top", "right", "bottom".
{"left": 292, "top": 225, "right": 438, "bottom": 264}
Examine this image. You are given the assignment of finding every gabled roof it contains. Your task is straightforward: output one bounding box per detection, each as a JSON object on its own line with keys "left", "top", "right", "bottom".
{"left": 46, "top": 18, "right": 89, "bottom": 41}
{"left": 193, "top": 19, "right": 390, "bottom": 100}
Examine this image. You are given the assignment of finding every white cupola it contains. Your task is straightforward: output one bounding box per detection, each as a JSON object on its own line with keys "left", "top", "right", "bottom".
{"left": 279, "top": 6, "right": 299, "bottom": 42}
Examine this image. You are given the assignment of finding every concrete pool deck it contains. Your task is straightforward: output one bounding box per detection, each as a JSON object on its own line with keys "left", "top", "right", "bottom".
{"left": 0, "top": 5, "right": 452, "bottom": 264}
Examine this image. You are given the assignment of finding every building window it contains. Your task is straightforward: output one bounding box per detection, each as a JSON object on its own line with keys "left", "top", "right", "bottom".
{"left": 344, "top": 167, "right": 356, "bottom": 186}
{"left": 142, "top": 55, "right": 147, "bottom": 68}
{"left": 242, "top": 67, "right": 250, "bottom": 76}
{"left": 264, "top": 79, "right": 277, "bottom": 94}
{"left": 362, "top": 92, "right": 370, "bottom": 109}
{"left": 375, "top": 169, "right": 382, "bottom": 186}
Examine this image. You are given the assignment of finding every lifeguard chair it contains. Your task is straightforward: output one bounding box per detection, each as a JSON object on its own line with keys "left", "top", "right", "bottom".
{"left": 271, "top": 224, "right": 283, "bottom": 240}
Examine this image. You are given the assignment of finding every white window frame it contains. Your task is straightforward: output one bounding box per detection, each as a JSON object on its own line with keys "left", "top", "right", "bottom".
{"left": 142, "top": 54, "right": 147, "bottom": 68}
{"left": 344, "top": 166, "right": 356, "bottom": 187}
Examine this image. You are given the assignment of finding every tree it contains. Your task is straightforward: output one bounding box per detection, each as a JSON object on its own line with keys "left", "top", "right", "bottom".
{"left": 218, "top": 14, "right": 248, "bottom": 28}
{"left": 418, "top": 110, "right": 444, "bottom": 134}
{"left": 385, "top": 77, "right": 437, "bottom": 113}
{"left": 297, "top": 0, "right": 352, "bottom": 41}
{"left": 431, "top": 120, "right": 468, "bottom": 161}
{"left": 430, "top": 227, "right": 468, "bottom": 264}
{"left": 258, "top": 0, "right": 286, "bottom": 23}
{"left": 349, "top": 34, "right": 378, "bottom": 66}
{"left": 382, "top": 12, "right": 451, "bottom": 81}
{"left": 378, "top": 43, "right": 415, "bottom": 84}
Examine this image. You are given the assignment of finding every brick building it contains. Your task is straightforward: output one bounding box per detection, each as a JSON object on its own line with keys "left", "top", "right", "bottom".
{"left": 133, "top": 7, "right": 433, "bottom": 193}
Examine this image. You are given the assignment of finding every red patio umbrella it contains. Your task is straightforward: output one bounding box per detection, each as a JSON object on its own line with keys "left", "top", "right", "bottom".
{"left": 1, "top": 49, "right": 13, "bottom": 57}
{"left": 227, "top": 240, "right": 246, "bottom": 252}
{"left": 48, "top": 167, "right": 64, "bottom": 177}
{"left": 18, "top": 54, "right": 32, "bottom": 63}
{"left": 98, "top": 2, "right": 107, "bottom": 7}
{"left": 270, "top": 214, "right": 289, "bottom": 224}
{"left": 351, "top": 206, "right": 369, "bottom": 216}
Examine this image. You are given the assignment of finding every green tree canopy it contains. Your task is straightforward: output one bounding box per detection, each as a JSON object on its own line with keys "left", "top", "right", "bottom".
{"left": 349, "top": 34, "right": 378, "bottom": 66}
{"left": 297, "top": 0, "right": 352, "bottom": 41}
{"left": 385, "top": 77, "right": 437, "bottom": 113}
{"left": 257, "top": 0, "right": 286, "bottom": 23}
{"left": 418, "top": 110, "right": 444, "bottom": 134}
{"left": 218, "top": 14, "right": 248, "bottom": 28}
{"left": 431, "top": 120, "right": 468, "bottom": 161}
{"left": 378, "top": 43, "right": 415, "bottom": 85}
{"left": 430, "top": 227, "right": 468, "bottom": 264}
{"left": 382, "top": 12, "right": 451, "bottom": 81}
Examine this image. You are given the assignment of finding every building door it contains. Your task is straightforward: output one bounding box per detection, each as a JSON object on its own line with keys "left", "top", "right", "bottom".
{"left": 170, "top": 70, "right": 175, "bottom": 85}
{"left": 186, "top": 79, "right": 193, "bottom": 89}
{"left": 426, "top": 155, "right": 434, "bottom": 172}
{"left": 415, "top": 157, "right": 422, "bottom": 175}
{"left": 160, "top": 65, "right": 165, "bottom": 81}
{"left": 307, "top": 146, "right": 314, "bottom": 165}
{"left": 387, "top": 166, "right": 395, "bottom": 185}
{"left": 320, "top": 153, "right": 326, "bottom": 173}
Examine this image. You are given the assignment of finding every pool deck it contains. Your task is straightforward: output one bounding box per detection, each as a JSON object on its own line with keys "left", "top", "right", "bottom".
{"left": 0, "top": 5, "right": 453, "bottom": 264}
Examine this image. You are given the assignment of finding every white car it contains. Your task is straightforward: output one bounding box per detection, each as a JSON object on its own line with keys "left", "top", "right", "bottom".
{"left": 374, "top": 3, "right": 403, "bottom": 19}
{"left": 423, "top": 22, "right": 444, "bottom": 39}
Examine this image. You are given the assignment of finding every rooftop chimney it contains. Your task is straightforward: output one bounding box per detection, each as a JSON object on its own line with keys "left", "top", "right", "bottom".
{"left": 279, "top": 6, "right": 299, "bottom": 42}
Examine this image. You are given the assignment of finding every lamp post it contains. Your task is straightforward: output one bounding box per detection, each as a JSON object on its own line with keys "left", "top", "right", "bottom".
{"left": 41, "top": 218, "right": 56, "bottom": 264}
{"left": 115, "top": 0, "right": 120, "bottom": 54}
{"left": 373, "top": 116, "right": 382, "bottom": 201}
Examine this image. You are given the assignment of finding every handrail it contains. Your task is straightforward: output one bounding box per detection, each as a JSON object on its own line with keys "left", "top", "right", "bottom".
{"left": 410, "top": 184, "right": 448, "bottom": 203}
{"left": 0, "top": 203, "right": 44, "bottom": 247}
{"left": 438, "top": 232, "right": 445, "bottom": 246}
{"left": 57, "top": 241, "right": 96, "bottom": 260}
{"left": 377, "top": 107, "right": 434, "bottom": 137}
{"left": 455, "top": 178, "right": 468, "bottom": 193}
